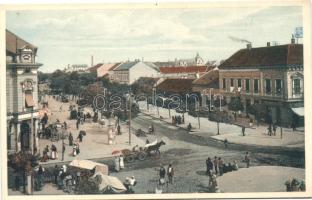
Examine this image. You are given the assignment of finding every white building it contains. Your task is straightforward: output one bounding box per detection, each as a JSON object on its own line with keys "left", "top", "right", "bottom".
{"left": 110, "top": 60, "right": 159, "bottom": 85}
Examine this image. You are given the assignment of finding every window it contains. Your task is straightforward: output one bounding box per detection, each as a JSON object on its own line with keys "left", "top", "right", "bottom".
{"left": 293, "top": 79, "right": 301, "bottom": 95}
{"left": 230, "top": 79, "right": 234, "bottom": 87}
{"left": 253, "top": 79, "right": 259, "bottom": 94}
{"left": 238, "top": 79, "right": 242, "bottom": 88}
{"left": 245, "top": 79, "right": 250, "bottom": 93}
{"left": 265, "top": 79, "right": 271, "bottom": 95}
{"left": 223, "top": 78, "right": 226, "bottom": 89}
{"left": 275, "top": 79, "right": 283, "bottom": 95}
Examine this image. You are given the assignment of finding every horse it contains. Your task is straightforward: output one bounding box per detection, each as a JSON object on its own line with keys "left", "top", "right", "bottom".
{"left": 145, "top": 140, "right": 166, "bottom": 155}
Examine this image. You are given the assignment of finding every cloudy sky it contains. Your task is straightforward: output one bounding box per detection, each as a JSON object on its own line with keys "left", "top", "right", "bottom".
{"left": 6, "top": 6, "right": 302, "bottom": 72}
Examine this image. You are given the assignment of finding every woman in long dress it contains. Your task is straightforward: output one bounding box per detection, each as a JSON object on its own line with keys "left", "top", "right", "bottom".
{"left": 114, "top": 156, "right": 120, "bottom": 172}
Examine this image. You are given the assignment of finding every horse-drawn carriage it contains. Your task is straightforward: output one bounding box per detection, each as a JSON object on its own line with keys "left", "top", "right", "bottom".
{"left": 118, "top": 140, "right": 166, "bottom": 163}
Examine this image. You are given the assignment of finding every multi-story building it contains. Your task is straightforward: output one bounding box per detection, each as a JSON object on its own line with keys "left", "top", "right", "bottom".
{"left": 219, "top": 41, "right": 304, "bottom": 126}
{"left": 6, "top": 30, "right": 43, "bottom": 154}
{"left": 110, "top": 60, "right": 159, "bottom": 85}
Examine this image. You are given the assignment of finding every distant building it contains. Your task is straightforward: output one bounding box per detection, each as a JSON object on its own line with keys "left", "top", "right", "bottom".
{"left": 159, "top": 66, "right": 214, "bottom": 79}
{"left": 192, "top": 68, "right": 220, "bottom": 94}
{"left": 176, "top": 53, "right": 205, "bottom": 66}
{"left": 6, "top": 30, "right": 43, "bottom": 154}
{"left": 97, "top": 63, "right": 120, "bottom": 78}
{"left": 64, "top": 64, "right": 88, "bottom": 73}
{"left": 219, "top": 41, "right": 304, "bottom": 126}
{"left": 154, "top": 53, "right": 205, "bottom": 67}
{"left": 88, "top": 63, "right": 103, "bottom": 73}
{"left": 110, "top": 60, "right": 159, "bottom": 85}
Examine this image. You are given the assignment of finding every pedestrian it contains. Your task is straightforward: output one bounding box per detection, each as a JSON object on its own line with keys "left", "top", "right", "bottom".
{"left": 76, "top": 119, "right": 79, "bottom": 130}
{"left": 120, "top": 155, "right": 125, "bottom": 170}
{"left": 159, "top": 165, "right": 166, "bottom": 186}
{"left": 38, "top": 165, "right": 44, "bottom": 189}
{"left": 182, "top": 115, "right": 185, "bottom": 124}
{"left": 62, "top": 143, "right": 65, "bottom": 161}
{"left": 218, "top": 157, "right": 224, "bottom": 176}
{"left": 53, "top": 165, "right": 58, "bottom": 184}
{"left": 117, "top": 125, "right": 121, "bottom": 135}
{"left": 51, "top": 144, "right": 57, "bottom": 160}
{"left": 233, "top": 160, "right": 239, "bottom": 170}
{"left": 77, "top": 132, "right": 83, "bottom": 142}
{"left": 244, "top": 152, "right": 250, "bottom": 168}
{"left": 167, "top": 164, "right": 174, "bottom": 184}
{"left": 234, "top": 112, "right": 237, "bottom": 121}
{"left": 63, "top": 121, "right": 67, "bottom": 130}
{"left": 68, "top": 132, "right": 73, "bottom": 146}
{"left": 268, "top": 124, "right": 272, "bottom": 136}
{"left": 114, "top": 156, "right": 120, "bottom": 172}
{"left": 72, "top": 144, "right": 77, "bottom": 157}
{"left": 224, "top": 138, "right": 228, "bottom": 149}
{"left": 273, "top": 123, "right": 277, "bottom": 136}
{"left": 206, "top": 157, "right": 213, "bottom": 176}
{"left": 83, "top": 114, "right": 86, "bottom": 122}
{"left": 213, "top": 156, "right": 219, "bottom": 175}
{"left": 242, "top": 126, "right": 245, "bottom": 136}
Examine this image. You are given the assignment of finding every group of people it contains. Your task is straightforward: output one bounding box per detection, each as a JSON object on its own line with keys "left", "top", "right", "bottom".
{"left": 114, "top": 155, "right": 125, "bottom": 172}
{"left": 41, "top": 144, "right": 58, "bottom": 162}
{"left": 267, "top": 123, "right": 278, "bottom": 136}
{"left": 172, "top": 115, "right": 184, "bottom": 125}
{"left": 285, "top": 178, "right": 305, "bottom": 192}
{"left": 206, "top": 156, "right": 242, "bottom": 177}
{"left": 158, "top": 164, "right": 174, "bottom": 188}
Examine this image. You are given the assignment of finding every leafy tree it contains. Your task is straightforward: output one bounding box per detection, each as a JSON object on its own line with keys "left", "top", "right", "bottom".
{"left": 228, "top": 97, "right": 244, "bottom": 111}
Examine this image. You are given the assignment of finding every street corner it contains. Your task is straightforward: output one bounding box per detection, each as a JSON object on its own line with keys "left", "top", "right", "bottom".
{"left": 217, "top": 166, "right": 305, "bottom": 192}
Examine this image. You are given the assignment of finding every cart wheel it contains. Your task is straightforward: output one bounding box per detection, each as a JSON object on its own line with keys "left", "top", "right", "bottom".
{"left": 125, "top": 155, "right": 135, "bottom": 163}
{"left": 138, "top": 152, "right": 147, "bottom": 161}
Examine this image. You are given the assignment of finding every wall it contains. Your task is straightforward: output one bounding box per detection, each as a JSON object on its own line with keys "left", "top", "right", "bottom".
{"left": 129, "top": 62, "right": 159, "bottom": 84}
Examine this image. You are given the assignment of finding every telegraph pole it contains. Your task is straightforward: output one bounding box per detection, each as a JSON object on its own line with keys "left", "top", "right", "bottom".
{"left": 128, "top": 87, "right": 132, "bottom": 145}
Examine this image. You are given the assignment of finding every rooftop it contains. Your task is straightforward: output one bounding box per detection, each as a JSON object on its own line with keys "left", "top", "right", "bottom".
{"left": 156, "top": 78, "right": 195, "bottom": 93}
{"left": 159, "top": 66, "right": 213, "bottom": 74}
{"left": 6, "top": 29, "right": 37, "bottom": 54}
{"left": 219, "top": 44, "right": 303, "bottom": 69}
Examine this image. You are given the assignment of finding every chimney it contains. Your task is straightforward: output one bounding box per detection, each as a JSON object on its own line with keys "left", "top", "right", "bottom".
{"left": 247, "top": 43, "right": 252, "bottom": 50}
{"left": 267, "top": 42, "right": 270, "bottom": 47}
{"left": 91, "top": 55, "right": 94, "bottom": 67}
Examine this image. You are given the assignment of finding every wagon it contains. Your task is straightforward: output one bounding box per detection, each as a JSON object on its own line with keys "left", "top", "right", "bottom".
{"left": 120, "top": 149, "right": 147, "bottom": 163}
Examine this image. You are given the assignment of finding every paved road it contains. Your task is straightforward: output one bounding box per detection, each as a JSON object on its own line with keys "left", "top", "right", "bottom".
{"left": 104, "top": 113, "right": 305, "bottom": 193}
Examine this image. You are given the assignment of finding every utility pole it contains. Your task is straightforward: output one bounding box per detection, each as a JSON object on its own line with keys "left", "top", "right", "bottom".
{"left": 128, "top": 88, "right": 132, "bottom": 145}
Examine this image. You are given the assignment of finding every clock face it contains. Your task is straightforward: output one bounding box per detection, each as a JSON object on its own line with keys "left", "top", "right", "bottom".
{"left": 22, "top": 54, "right": 31, "bottom": 61}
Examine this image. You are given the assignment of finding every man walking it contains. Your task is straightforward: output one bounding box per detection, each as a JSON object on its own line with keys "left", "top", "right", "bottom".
{"left": 62, "top": 143, "right": 65, "bottom": 161}
{"left": 268, "top": 124, "right": 272, "bottom": 136}
{"left": 159, "top": 165, "right": 166, "bottom": 186}
{"left": 242, "top": 126, "right": 245, "bottom": 136}
{"left": 273, "top": 123, "right": 277, "bottom": 136}
{"left": 213, "top": 156, "right": 219, "bottom": 175}
{"left": 218, "top": 157, "right": 224, "bottom": 176}
{"left": 244, "top": 152, "right": 250, "bottom": 168}
{"left": 206, "top": 157, "right": 213, "bottom": 176}
{"left": 167, "top": 164, "right": 174, "bottom": 184}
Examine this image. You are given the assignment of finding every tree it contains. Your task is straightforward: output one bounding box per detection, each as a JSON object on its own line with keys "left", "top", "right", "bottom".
{"left": 228, "top": 97, "right": 244, "bottom": 111}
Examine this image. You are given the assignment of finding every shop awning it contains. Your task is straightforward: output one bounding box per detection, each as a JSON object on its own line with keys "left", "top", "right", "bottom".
{"left": 25, "top": 93, "right": 35, "bottom": 107}
{"left": 291, "top": 107, "right": 304, "bottom": 117}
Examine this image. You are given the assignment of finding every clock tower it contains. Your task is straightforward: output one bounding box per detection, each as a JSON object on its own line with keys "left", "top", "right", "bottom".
{"left": 6, "top": 30, "right": 43, "bottom": 154}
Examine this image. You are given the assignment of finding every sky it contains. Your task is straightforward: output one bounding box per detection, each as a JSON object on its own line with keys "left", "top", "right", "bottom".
{"left": 6, "top": 6, "right": 303, "bottom": 72}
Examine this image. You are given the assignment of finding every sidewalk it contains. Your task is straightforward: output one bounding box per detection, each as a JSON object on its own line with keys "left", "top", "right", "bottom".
{"left": 217, "top": 166, "right": 305, "bottom": 192}
{"left": 137, "top": 102, "right": 304, "bottom": 149}
{"left": 38, "top": 97, "right": 145, "bottom": 166}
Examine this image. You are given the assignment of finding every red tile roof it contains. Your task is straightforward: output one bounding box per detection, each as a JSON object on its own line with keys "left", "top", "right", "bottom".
{"left": 159, "top": 66, "right": 213, "bottom": 74}
{"left": 219, "top": 44, "right": 303, "bottom": 69}
{"left": 88, "top": 63, "right": 104, "bottom": 72}
{"left": 156, "top": 78, "right": 195, "bottom": 93}
{"left": 192, "top": 69, "right": 219, "bottom": 86}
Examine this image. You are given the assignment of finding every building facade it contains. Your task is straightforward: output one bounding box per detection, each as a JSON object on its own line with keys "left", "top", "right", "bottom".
{"left": 6, "top": 30, "right": 43, "bottom": 154}
{"left": 110, "top": 61, "right": 159, "bottom": 85}
{"left": 219, "top": 41, "right": 304, "bottom": 126}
